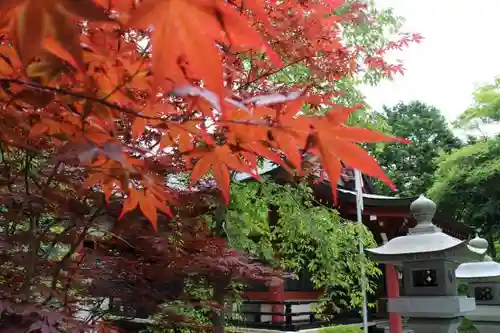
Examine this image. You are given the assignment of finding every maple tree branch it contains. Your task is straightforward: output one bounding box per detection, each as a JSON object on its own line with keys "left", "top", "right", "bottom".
{"left": 44, "top": 204, "right": 104, "bottom": 304}
{"left": 24, "top": 152, "right": 31, "bottom": 196}
{"left": 42, "top": 221, "right": 77, "bottom": 260}
{"left": 238, "top": 56, "right": 309, "bottom": 90}
{"left": 44, "top": 162, "right": 62, "bottom": 190}
{"left": 1, "top": 140, "right": 40, "bottom": 155}
{"left": 0, "top": 144, "right": 14, "bottom": 193}
{"left": 21, "top": 216, "right": 40, "bottom": 301}
{"left": 101, "top": 51, "right": 148, "bottom": 101}
{"left": 211, "top": 278, "right": 230, "bottom": 333}
{"left": 0, "top": 78, "right": 165, "bottom": 121}
{"left": 19, "top": 150, "right": 43, "bottom": 302}
{"left": 63, "top": 252, "right": 86, "bottom": 308}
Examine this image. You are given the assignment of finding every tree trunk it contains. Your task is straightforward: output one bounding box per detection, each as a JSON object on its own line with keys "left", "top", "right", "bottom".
{"left": 22, "top": 216, "right": 39, "bottom": 301}
{"left": 212, "top": 205, "right": 228, "bottom": 333}
{"left": 212, "top": 280, "right": 228, "bottom": 333}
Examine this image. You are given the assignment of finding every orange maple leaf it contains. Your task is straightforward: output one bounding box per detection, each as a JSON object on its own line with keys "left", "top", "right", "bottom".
{"left": 119, "top": 186, "right": 172, "bottom": 231}
{"left": 215, "top": 1, "right": 283, "bottom": 67}
{"left": 190, "top": 145, "right": 253, "bottom": 203}
{"left": 131, "top": 117, "right": 147, "bottom": 141}
{"left": 310, "top": 105, "right": 409, "bottom": 202}
{"left": 127, "top": 0, "right": 282, "bottom": 98}
{"left": 127, "top": 0, "right": 224, "bottom": 97}
{"left": 1, "top": 0, "right": 111, "bottom": 70}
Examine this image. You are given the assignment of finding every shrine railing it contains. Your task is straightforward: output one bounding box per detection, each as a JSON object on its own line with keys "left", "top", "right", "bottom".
{"left": 106, "top": 297, "right": 386, "bottom": 332}
{"left": 230, "top": 300, "right": 382, "bottom": 332}
{"left": 229, "top": 300, "right": 323, "bottom": 331}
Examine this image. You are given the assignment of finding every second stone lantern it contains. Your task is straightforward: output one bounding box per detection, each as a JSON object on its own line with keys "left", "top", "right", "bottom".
{"left": 456, "top": 235, "right": 500, "bottom": 333}
{"left": 365, "top": 195, "right": 483, "bottom": 333}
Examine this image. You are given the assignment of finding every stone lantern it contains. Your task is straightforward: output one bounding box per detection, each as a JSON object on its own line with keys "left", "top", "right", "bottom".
{"left": 365, "top": 195, "right": 482, "bottom": 333}
{"left": 456, "top": 235, "right": 500, "bottom": 333}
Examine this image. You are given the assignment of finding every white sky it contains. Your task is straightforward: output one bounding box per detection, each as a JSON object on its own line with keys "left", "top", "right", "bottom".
{"left": 361, "top": 0, "right": 500, "bottom": 134}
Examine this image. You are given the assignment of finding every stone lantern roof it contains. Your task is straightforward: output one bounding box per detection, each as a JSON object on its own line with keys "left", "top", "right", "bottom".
{"left": 366, "top": 195, "right": 482, "bottom": 264}
{"left": 456, "top": 260, "right": 500, "bottom": 279}
{"left": 456, "top": 236, "right": 500, "bottom": 279}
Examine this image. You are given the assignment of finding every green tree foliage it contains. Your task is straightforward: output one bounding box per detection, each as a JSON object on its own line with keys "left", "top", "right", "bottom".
{"left": 454, "top": 76, "right": 500, "bottom": 142}
{"left": 429, "top": 75, "right": 500, "bottom": 258}
{"left": 457, "top": 76, "right": 500, "bottom": 126}
{"left": 141, "top": 278, "right": 243, "bottom": 333}
{"left": 221, "top": 179, "right": 381, "bottom": 312}
{"left": 370, "top": 101, "right": 462, "bottom": 196}
{"left": 428, "top": 138, "right": 500, "bottom": 257}
{"left": 458, "top": 319, "right": 479, "bottom": 333}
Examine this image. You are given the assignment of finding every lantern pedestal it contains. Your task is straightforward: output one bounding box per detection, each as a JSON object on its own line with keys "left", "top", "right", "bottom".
{"left": 472, "top": 321, "right": 500, "bottom": 333}
{"left": 388, "top": 296, "right": 475, "bottom": 318}
{"left": 405, "top": 318, "right": 462, "bottom": 333}
{"left": 467, "top": 305, "right": 500, "bottom": 332}
{"left": 466, "top": 304, "right": 500, "bottom": 322}
{"left": 464, "top": 293, "right": 500, "bottom": 332}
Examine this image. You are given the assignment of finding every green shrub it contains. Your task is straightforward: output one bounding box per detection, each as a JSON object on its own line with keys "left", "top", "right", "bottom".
{"left": 458, "top": 318, "right": 478, "bottom": 333}
{"left": 319, "top": 325, "right": 363, "bottom": 333}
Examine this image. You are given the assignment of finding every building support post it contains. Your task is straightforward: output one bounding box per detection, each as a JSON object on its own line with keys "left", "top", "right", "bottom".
{"left": 386, "top": 264, "right": 403, "bottom": 333}
{"left": 269, "top": 278, "right": 285, "bottom": 323}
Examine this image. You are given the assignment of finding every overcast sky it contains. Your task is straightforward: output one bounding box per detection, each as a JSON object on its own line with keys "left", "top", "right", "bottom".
{"left": 361, "top": 0, "right": 500, "bottom": 128}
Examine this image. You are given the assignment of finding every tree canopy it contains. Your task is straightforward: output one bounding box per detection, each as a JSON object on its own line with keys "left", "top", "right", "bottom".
{"left": 457, "top": 76, "right": 500, "bottom": 126}
{"left": 224, "top": 179, "right": 381, "bottom": 311}
{"left": 370, "top": 101, "right": 462, "bottom": 196}
{"left": 429, "top": 76, "right": 500, "bottom": 259}
{"left": 429, "top": 138, "right": 500, "bottom": 257}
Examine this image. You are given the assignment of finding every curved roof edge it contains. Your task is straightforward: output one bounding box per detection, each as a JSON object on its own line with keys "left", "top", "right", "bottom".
{"left": 365, "top": 234, "right": 466, "bottom": 256}
{"left": 337, "top": 188, "right": 418, "bottom": 207}
{"left": 233, "top": 161, "right": 472, "bottom": 238}
{"left": 456, "top": 261, "right": 500, "bottom": 279}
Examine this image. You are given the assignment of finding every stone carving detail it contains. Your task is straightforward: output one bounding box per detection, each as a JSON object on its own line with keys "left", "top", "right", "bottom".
{"left": 475, "top": 287, "right": 493, "bottom": 301}
{"left": 413, "top": 269, "right": 438, "bottom": 287}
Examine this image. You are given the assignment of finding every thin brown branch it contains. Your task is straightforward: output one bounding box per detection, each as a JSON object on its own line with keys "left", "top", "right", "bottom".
{"left": 102, "top": 48, "right": 149, "bottom": 101}
{"left": 238, "top": 56, "right": 308, "bottom": 90}
{"left": 44, "top": 204, "right": 104, "bottom": 304}
{"left": 0, "top": 78, "right": 164, "bottom": 121}
{"left": 21, "top": 215, "right": 40, "bottom": 301}
{"left": 43, "top": 162, "right": 62, "bottom": 190}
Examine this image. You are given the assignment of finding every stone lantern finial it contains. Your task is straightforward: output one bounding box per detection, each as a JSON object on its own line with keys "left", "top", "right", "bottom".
{"left": 410, "top": 194, "right": 436, "bottom": 223}
{"left": 468, "top": 234, "right": 489, "bottom": 256}
{"left": 469, "top": 235, "right": 489, "bottom": 252}
{"left": 409, "top": 194, "right": 440, "bottom": 234}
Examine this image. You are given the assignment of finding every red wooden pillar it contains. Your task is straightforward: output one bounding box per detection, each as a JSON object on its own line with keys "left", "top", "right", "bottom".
{"left": 386, "top": 264, "right": 403, "bottom": 333}
{"left": 269, "top": 278, "right": 285, "bottom": 323}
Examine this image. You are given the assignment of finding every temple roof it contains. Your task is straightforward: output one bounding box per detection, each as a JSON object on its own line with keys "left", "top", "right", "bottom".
{"left": 337, "top": 188, "right": 417, "bottom": 207}
{"left": 235, "top": 161, "right": 376, "bottom": 196}
{"left": 235, "top": 161, "right": 415, "bottom": 207}
{"left": 235, "top": 163, "right": 472, "bottom": 239}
